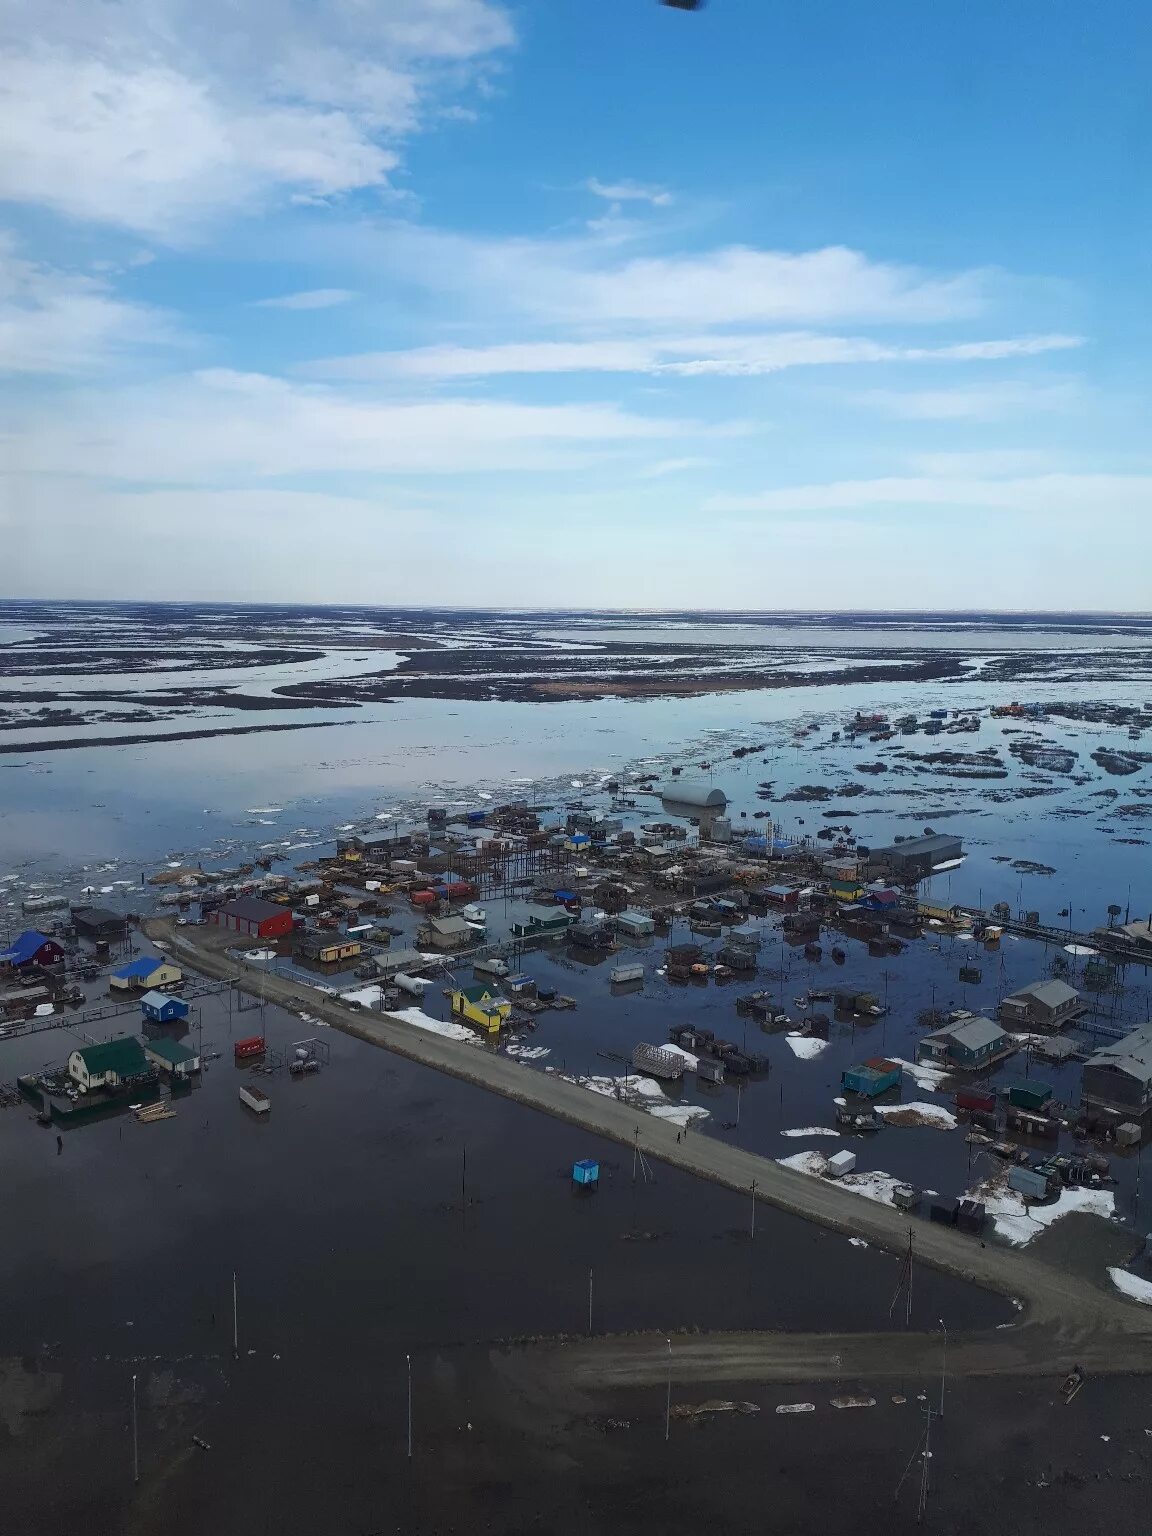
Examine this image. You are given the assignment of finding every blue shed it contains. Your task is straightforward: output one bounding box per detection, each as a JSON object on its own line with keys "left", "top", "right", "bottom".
{"left": 572, "top": 1159, "right": 600, "bottom": 1188}
{"left": 140, "top": 989, "right": 190, "bottom": 1024}
{"left": 841, "top": 1058, "right": 903, "bottom": 1098}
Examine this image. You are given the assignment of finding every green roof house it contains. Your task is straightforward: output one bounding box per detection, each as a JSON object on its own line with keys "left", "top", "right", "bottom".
{"left": 68, "top": 1038, "right": 150, "bottom": 1092}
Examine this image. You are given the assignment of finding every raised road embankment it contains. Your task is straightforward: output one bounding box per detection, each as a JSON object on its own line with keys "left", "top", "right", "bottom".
{"left": 148, "top": 917, "right": 1152, "bottom": 1379}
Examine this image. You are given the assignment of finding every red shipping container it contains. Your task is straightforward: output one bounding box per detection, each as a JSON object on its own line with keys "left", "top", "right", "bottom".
{"left": 954, "top": 1089, "right": 995, "bottom": 1115}
{"left": 410, "top": 889, "right": 438, "bottom": 907}
{"left": 235, "top": 1036, "right": 266, "bottom": 1061}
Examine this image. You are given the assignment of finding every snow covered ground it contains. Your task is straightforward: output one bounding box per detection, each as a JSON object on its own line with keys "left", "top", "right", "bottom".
{"left": 340, "top": 983, "right": 383, "bottom": 1008}
{"left": 390, "top": 1006, "right": 479, "bottom": 1045}
{"left": 1108, "top": 1267, "right": 1152, "bottom": 1305}
{"left": 889, "top": 1056, "right": 950, "bottom": 1093}
{"left": 550, "top": 1070, "right": 710, "bottom": 1127}
{"left": 785, "top": 1034, "right": 828, "bottom": 1059}
{"left": 970, "top": 1176, "right": 1117, "bottom": 1246}
{"left": 777, "top": 1150, "right": 906, "bottom": 1208}
{"left": 780, "top": 1126, "right": 841, "bottom": 1139}
{"left": 876, "top": 1102, "right": 957, "bottom": 1131}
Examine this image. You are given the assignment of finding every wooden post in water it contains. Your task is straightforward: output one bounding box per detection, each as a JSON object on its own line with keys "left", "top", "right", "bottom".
{"left": 232, "top": 1271, "right": 238, "bottom": 1357}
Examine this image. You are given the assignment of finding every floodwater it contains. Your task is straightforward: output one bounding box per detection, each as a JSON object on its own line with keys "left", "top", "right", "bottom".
{"left": 0, "top": 983, "right": 1008, "bottom": 1534}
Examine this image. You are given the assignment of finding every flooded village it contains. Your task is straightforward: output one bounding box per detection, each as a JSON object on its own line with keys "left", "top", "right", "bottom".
{"left": 6, "top": 627, "right": 1152, "bottom": 1533}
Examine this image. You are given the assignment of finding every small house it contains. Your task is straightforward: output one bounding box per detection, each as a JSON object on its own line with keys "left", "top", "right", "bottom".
{"left": 211, "top": 897, "right": 294, "bottom": 940}
{"left": 451, "top": 984, "right": 511, "bottom": 1033}
{"left": 1081, "top": 1024, "right": 1152, "bottom": 1120}
{"left": 763, "top": 885, "right": 801, "bottom": 909}
{"left": 0, "top": 930, "right": 65, "bottom": 970}
{"left": 616, "top": 910, "right": 656, "bottom": 938}
{"left": 373, "top": 948, "right": 428, "bottom": 979}
{"left": 70, "top": 905, "right": 129, "bottom": 938}
{"left": 917, "top": 1017, "right": 1011, "bottom": 1071}
{"left": 143, "top": 1037, "right": 200, "bottom": 1078}
{"left": 109, "top": 956, "right": 182, "bottom": 992}
{"left": 139, "top": 990, "right": 190, "bottom": 1024}
{"left": 841, "top": 1059, "right": 902, "bottom": 1098}
{"left": 68, "top": 1037, "right": 150, "bottom": 1092}
{"left": 420, "top": 914, "right": 472, "bottom": 951}
{"left": 999, "top": 979, "right": 1084, "bottom": 1031}
{"left": 511, "top": 904, "right": 575, "bottom": 938}
{"left": 298, "top": 933, "right": 362, "bottom": 964}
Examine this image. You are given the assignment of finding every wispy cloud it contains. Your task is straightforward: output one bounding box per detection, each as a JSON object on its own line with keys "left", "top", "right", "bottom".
{"left": 586, "top": 177, "right": 672, "bottom": 207}
{"left": 254, "top": 288, "right": 356, "bottom": 310}
{"left": 856, "top": 379, "right": 1080, "bottom": 420}
{"left": 0, "top": 232, "right": 173, "bottom": 374}
{"left": 306, "top": 331, "right": 1081, "bottom": 381}
{"left": 707, "top": 473, "right": 1152, "bottom": 519}
{"left": 638, "top": 457, "right": 713, "bottom": 478}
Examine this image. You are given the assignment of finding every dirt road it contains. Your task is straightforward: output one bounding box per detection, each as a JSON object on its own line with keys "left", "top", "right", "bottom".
{"left": 150, "top": 918, "right": 1152, "bottom": 1379}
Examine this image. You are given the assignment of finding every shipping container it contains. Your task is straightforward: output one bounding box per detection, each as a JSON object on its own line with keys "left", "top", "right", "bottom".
{"left": 954, "top": 1089, "right": 996, "bottom": 1115}
{"left": 826, "top": 1150, "right": 857, "bottom": 1178}
{"left": 1006, "top": 1079, "right": 1053, "bottom": 1112}
{"left": 1008, "top": 1165, "right": 1052, "bottom": 1201}
{"left": 234, "top": 1036, "right": 265, "bottom": 1061}
{"left": 955, "top": 1199, "right": 986, "bottom": 1234}
{"left": 239, "top": 1084, "right": 270, "bottom": 1114}
{"left": 610, "top": 963, "right": 645, "bottom": 984}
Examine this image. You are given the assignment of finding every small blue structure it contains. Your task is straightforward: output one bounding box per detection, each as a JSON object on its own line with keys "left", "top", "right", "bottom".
{"left": 841, "top": 1059, "right": 903, "bottom": 1098}
{"left": 140, "top": 989, "right": 190, "bottom": 1024}
{"left": 505, "top": 973, "right": 537, "bottom": 996}
{"left": 572, "top": 1159, "right": 600, "bottom": 1188}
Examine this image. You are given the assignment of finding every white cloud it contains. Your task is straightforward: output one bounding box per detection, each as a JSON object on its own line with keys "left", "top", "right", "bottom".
{"left": 0, "top": 232, "right": 172, "bottom": 373}
{"left": 638, "top": 457, "right": 713, "bottom": 478}
{"left": 0, "top": 0, "right": 515, "bottom": 235}
{"left": 708, "top": 473, "right": 1152, "bottom": 519}
{"left": 307, "top": 331, "right": 1080, "bottom": 381}
{"left": 535, "top": 245, "right": 987, "bottom": 326}
{"left": 254, "top": 288, "right": 357, "bottom": 310}
{"left": 856, "top": 379, "right": 1080, "bottom": 420}
{"left": 7, "top": 368, "right": 702, "bottom": 481}
{"left": 586, "top": 177, "right": 672, "bottom": 207}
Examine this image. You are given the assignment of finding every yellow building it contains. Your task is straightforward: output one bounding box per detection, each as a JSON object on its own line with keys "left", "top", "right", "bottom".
{"left": 451, "top": 985, "right": 512, "bottom": 1034}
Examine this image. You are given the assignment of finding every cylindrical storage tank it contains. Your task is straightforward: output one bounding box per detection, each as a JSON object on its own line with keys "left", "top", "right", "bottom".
{"left": 661, "top": 781, "right": 728, "bottom": 809}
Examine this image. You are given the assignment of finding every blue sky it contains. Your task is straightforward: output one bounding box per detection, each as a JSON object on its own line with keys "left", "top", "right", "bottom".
{"left": 2, "top": 0, "right": 1149, "bottom": 606}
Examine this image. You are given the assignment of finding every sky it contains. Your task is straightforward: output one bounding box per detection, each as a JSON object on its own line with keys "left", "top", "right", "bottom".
{"left": 1, "top": 0, "right": 1150, "bottom": 608}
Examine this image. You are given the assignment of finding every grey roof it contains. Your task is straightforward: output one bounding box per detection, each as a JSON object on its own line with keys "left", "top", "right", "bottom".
{"left": 522, "top": 903, "right": 570, "bottom": 923}
{"left": 872, "top": 834, "right": 963, "bottom": 860}
{"left": 374, "top": 948, "right": 427, "bottom": 972}
{"left": 220, "top": 896, "right": 287, "bottom": 923}
{"left": 429, "top": 914, "right": 470, "bottom": 935}
{"left": 926, "top": 1016, "right": 1006, "bottom": 1051}
{"left": 1007, "top": 979, "right": 1079, "bottom": 1009}
{"left": 1087, "top": 1023, "right": 1152, "bottom": 1086}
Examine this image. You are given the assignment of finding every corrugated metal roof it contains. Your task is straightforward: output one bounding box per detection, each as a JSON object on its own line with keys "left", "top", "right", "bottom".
{"left": 1008, "top": 979, "right": 1079, "bottom": 1009}
{"left": 925, "top": 1016, "right": 1005, "bottom": 1051}
{"left": 219, "top": 896, "right": 287, "bottom": 923}
{"left": 0, "top": 930, "right": 54, "bottom": 965}
{"left": 73, "top": 1038, "right": 148, "bottom": 1075}
{"left": 112, "top": 955, "right": 167, "bottom": 979}
{"left": 1087, "top": 1023, "right": 1152, "bottom": 1085}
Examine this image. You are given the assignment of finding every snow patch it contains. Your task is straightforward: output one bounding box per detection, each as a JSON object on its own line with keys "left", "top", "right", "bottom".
{"left": 785, "top": 1034, "right": 827, "bottom": 1060}
{"left": 391, "top": 1006, "right": 479, "bottom": 1044}
{"left": 778, "top": 1150, "right": 905, "bottom": 1208}
{"left": 875, "top": 1102, "right": 958, "bottom": 1131}
{"left": 1107, "top": 1267, "right": 1152, "bottom": 1305}
{"left": 971, "top": 1175, "right": 1117, "bottom": 1246}
{"left": 889, "top": 1056, "right": 950, "bottom": 1093}
{"left": 557, "top": 1070, "right": 709, "bottom": 1127}
{"left": 780, "top": 1126, "right": 841, "bottom": 1139}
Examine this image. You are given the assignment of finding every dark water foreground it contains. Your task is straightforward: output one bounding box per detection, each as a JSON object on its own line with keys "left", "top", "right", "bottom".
{"left": 0, "top": 989, "right": 1034, "bottom": 1535}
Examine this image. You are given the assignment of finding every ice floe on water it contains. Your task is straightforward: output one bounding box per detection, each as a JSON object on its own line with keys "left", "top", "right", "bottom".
{"left": 246, "top": 807, "right": 282, "bottom": 814}
{"left": 1108, "top": 1267, "right": 1152, "bottom": 1304}
{"left": 888, "top": 1056, "right": 950, "bottom": 1093}
{"left": 780, "top": 1126, "right": 841, "bottom": 1139}
{"left": 505, "top": 1041, "right": 551, "bottom": 1061}
{"left": 785, "top": 1034, "right": 827, "bottom": 1059}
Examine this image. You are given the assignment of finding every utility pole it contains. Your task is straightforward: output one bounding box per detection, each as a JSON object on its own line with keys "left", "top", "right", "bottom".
{"left": 750, "top": 1180, "right": 757, "bottom": 1240}
{"left": 406, "top": 1353, "right": 412, "bottom": 1459}
{"left": 131, "top": 1373, "right": 139, "bottom": 1485}
{"left": 588, "top": 1267, "right": 594, "bottom": 1336}
{"left": 938, "top": 1318, "right": 947, "bottom": 1418}
{"left": 917, "top": 1405, "right": 935, "bottom": 1522}
{"left": 232, "top": 1271, "right": 238, "bottom": 1358}
{"left": 664, "top": 1336, "right": 672, "bottom": 1442}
